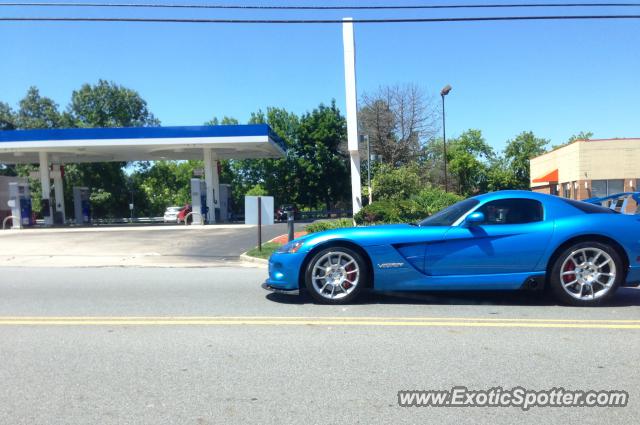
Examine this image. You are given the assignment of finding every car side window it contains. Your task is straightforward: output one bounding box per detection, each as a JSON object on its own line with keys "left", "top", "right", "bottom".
{"left": 476, "top": 198, "right": 543, "bottom": 225}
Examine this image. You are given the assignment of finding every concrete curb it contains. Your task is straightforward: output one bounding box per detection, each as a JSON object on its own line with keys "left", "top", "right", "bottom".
{"left": 239, "top": 253, "right": 268, "bottom": 266}
{"left": 0, "top": 254, "right": 267, "bottom": 269}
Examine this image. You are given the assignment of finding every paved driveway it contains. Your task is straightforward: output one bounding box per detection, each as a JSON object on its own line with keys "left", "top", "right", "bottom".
{"left": 0, "top": 223, "right": 304, "bottom": 267}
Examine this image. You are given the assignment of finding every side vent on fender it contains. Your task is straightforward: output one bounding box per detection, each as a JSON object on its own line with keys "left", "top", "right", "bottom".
{"left": 394, "top": 244, "right": 427, "bottom": 273}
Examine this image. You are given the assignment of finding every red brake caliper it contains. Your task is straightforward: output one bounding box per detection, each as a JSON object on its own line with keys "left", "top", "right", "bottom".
{"left": 343, "top": 264, "right": 356, "bottom": 289}
{"left": 562, "top": 261, "right": 576, "bottom": 284}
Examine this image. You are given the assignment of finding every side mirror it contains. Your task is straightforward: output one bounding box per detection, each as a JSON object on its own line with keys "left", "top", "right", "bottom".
{"left": 464, "top": 211, "right": 485, "bottom": 227}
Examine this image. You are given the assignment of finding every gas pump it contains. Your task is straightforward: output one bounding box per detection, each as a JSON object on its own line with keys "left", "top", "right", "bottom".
{"left": 190, "top": 178, "right": 208, "bottom": 224}
{"left": 73, "top": 187, "right": 91, "bottom": 225}
{"left": 8, "top": 181, "right": 32, "bottom": 229}
{"left": 219, "top": 184, "right": 231, "bottom": 223}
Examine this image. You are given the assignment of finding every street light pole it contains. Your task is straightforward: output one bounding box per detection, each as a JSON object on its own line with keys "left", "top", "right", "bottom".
{"left": 440, "top": 84, "right": 452, "bottom": 192}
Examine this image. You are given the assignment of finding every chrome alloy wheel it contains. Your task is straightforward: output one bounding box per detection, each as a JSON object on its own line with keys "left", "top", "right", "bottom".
{"left": 311, "top": 251, "right": 360, "bottom": 300}
{"left": 560, "top": 247, "right": 616, "bottom": 301}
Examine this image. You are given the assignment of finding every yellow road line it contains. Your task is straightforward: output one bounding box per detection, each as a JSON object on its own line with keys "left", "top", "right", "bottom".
{"left": 0, "top": 317, "right": 637, "bottom": 329}
{"left": 0, "top": 316, "right": 638, "bottom": 323}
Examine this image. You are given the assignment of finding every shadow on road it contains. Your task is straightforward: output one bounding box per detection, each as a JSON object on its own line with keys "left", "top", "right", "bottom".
{"left": 266, "top": 287, "right": 640, "bottom": 308}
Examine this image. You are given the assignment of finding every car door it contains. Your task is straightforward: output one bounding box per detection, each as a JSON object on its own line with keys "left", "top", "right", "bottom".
{"left": 426, "top": 198, "right": 554, "bottom": 276}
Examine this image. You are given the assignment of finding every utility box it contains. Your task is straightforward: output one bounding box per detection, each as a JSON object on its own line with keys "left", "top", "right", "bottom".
{"left": 190, "top": 178, "right": 207, "bottom": 225}
{"left": 8, "top": 181, "right": 32, "bottom": 229}
{"left": 244, "top": 195, "right": 274, "bottom": 225}
{"left": 73, "top": 187, "right": 91, "bottom": 225}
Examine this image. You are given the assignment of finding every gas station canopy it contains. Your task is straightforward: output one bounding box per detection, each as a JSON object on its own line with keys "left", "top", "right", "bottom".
{"left": 0, "top": 124, "right": 286, "bottom": 164}
{"left": 0, "top": 124, "right": 286, "bottom": 226}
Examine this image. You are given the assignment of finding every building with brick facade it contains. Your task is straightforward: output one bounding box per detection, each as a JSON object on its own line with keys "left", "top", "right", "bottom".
{"left": 529, "top": 138, "right": 639, "bottom": 206}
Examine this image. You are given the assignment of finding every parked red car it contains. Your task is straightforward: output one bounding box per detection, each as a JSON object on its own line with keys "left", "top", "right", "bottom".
{"left": 176, "top": 204, "right": 192, "bottom": 224}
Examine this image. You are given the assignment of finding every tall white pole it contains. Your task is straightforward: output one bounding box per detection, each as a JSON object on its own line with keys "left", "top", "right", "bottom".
{"left": 38, "top": 151, "right": 53, "bottom": 226}
{"left": 52, "top": 164, "right": 66, "bottom": 223}
{"left": 342, "top": 17, "right": 362, "bottom": 216}
{"left": 203, "top": 148, "right": 219, "bottom": 224}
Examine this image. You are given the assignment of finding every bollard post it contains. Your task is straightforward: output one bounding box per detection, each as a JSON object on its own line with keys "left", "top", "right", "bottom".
{"left": 287, "top": 212, "right": 294, "bottom": 242}
{"left": 257, "top": 196, "right": 262, "bottom": 251}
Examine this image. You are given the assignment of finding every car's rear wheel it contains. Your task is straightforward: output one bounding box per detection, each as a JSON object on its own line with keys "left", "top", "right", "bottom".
{"left": 304, "top": 247, "right": 368, "bottom": 304}
{"left": 549, "top": 241, "right": 623, "bottom": 306}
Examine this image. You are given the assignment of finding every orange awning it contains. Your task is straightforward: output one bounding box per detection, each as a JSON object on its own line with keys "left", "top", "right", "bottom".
{"left": 532, "top": 169, "right": 558, "bottom": 183}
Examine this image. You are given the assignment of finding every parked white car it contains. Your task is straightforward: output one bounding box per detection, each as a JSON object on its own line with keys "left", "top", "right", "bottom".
{"left": 163, "top": 206, "right": 183, "bottom": 223}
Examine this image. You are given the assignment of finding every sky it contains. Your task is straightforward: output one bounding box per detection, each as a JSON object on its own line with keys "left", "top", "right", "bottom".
{"left": 1, "top": 1, "right": 639, "bottom": 151}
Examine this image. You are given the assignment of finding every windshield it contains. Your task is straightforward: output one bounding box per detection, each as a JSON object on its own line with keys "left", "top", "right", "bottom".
{"left": 418, "top": 198, "right": 480, "bottom": 226}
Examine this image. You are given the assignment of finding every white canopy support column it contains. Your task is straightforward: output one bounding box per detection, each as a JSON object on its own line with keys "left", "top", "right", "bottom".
{"left": 343, "top": 17, "right": 362, "bottom": 216}
{"left": 52, "top": 164, "right": 65, "bottom": 223}
{"left": 38, "top": 151, "right": 53, "bottom": 226}
{"left": 203, "top": 148, "right": 220, "bottom": 224}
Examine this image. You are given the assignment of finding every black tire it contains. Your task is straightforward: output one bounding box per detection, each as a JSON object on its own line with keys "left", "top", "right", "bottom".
{"left": 549, "top": 241, "right": 623, "bottom": 306}
{"left": 304, "top": 246, "right": 369, "bottom": 304}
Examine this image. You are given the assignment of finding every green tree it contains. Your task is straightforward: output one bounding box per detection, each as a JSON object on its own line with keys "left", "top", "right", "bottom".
{"left": 15, "top": 87, "right": 63, "bottom": 129}
{"left": 63, "top": 80, "right": 161, "bottom": 218}
{"left": 204, "top": 116, "right": 239, "bottom": 126}
{"left": 447, "top": 129, "right": 494, "bottom": 196}
{"left": 0, "top": 101, "right": 15, "bottom": 131}
{"left": 485, "top": 157, "right": 518, "bottom": 192}
{"left": 0, "top": 102, "right": 17, "bottom": 175}
{"left": 503, "top": 131, "right": 549, "bottom": 189}
{"left": 245, "top": 184, "right": 268, "bottom": 196}
{"left": 222, "top": 108, "right": 300, "bottom": 210}
{"left": 220, "top": 102, "right": 349, "bottom": 211}
{"left": 6, "top": 88, "right": 67, "bottom": 208}
{"left": 551, "top": 131, "right": 593, "bottom": 150}
{"left": 295, "top": 101, "right": 349, "bottom": 210}
{"left": 129, "top": 160, "right": 201, "bottom": 215}
{"left": 69, "top": 80, "right": 159, "bottom": 128}
{"left": 417, "top": 137, "right": 447, "bottom": 189}
{"left": 568, "top": 131, "right": 593, "bottom": 143}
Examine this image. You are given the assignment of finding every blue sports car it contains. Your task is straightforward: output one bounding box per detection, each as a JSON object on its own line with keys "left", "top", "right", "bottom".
{"left": 262, "top": 190, "right": 640, "bottom": 306}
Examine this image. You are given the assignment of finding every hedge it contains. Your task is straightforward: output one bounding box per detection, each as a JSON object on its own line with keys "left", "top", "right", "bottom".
{"left": 354, "top": 188, "right": 463, "bottom": 225}
{"left": 305, "top": 218, "right": 354, "bottom": 234}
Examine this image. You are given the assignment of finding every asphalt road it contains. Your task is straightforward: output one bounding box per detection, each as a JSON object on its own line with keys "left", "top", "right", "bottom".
{"left": 0, "top": 266, "right": 639, "bottom": 424}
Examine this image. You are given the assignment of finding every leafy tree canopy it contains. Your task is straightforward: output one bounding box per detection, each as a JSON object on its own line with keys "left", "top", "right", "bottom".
{"left": 503, "top": 131, "right": 549, "bottom": 189}
{"left": 15, "top": 87, "right": 64, "bottom": 129}
{"left": 68, "top": 80, "right": 160, "bottom": 128}
{"left": 0, "top": 101, "right": 16, "bottom": 131}
{"left": 447, "top": 129, "right": 494, "bottom": 196}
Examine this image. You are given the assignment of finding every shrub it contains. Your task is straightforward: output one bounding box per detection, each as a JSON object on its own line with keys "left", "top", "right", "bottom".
{"left": 354, "top": 187, "right": 463, "bottom": 225}
{"left": 305, "top": 218, "right": 354, "bottom": 234}
{"left": 353, "top": 199, "right": 402, "bottom": 224}
{"left": 412, "top": 187, "right": 463, "bottom": 216}
{"left": 371, "top": 164, "right": 421, "bottom": 201}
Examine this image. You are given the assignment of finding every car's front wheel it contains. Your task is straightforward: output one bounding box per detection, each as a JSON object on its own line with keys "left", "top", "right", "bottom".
{"left": 304, "top": 247, "right": 368, "bottom": 304}
{"left": 549, "top": 241, "right": 623, "bottom": 306}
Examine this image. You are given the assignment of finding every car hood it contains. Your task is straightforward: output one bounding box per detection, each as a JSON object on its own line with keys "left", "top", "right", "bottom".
{"left": 298, "top": 223, "right": 449, "bottom": 249}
